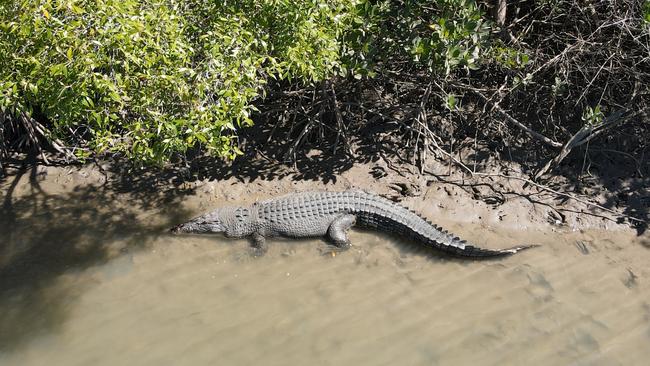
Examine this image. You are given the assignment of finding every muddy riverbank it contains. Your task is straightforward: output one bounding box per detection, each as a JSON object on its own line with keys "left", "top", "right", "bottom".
{"left": 1, "top": 158, "right": 649, "bottom": 365}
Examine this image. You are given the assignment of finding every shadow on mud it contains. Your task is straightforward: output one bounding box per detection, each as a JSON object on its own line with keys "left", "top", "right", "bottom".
{"left": 0, "top": 159, "right": 193, "bottom": 352}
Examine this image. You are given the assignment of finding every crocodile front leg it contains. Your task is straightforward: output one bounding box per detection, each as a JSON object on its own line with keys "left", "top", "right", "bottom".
{"left": 327, "top": 214, "right": 357, "bottom": 249}
{"left": 250, "top": 232, "right": 267, "bottom": 256}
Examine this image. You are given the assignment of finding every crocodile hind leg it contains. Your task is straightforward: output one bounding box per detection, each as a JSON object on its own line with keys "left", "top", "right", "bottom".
{"left": 327, "top": 214, "right": 357, "bottom": 249}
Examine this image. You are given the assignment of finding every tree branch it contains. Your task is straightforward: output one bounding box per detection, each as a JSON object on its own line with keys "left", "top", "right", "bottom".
{"left": 473, "top": 90, "right": 563, "bottom": 148}
{"left": 534, "top": 108, "right": 646, "bottom": 180}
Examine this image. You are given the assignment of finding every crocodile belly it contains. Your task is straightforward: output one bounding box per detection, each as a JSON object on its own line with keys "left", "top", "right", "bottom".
{"left": 269, "top": 216, "right": 333, "bottom": 238}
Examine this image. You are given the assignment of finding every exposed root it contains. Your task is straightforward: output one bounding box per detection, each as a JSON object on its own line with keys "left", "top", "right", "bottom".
{"left": 1, "top": 108, "right": 78, "bottom": 165}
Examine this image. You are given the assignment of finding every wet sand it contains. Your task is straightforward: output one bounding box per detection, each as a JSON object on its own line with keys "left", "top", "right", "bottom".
{"left": 1, "top": 164, "right": 649, "bottom": 365}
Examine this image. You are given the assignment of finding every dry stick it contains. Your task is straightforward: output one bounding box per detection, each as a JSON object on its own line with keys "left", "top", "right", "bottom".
{"left": 431, "top": 80, "right": 458, "bottom": 176}
{"left": 474, "top": 91, "right": 563, "bottom": 148}
{"left": 534, "top": 108, "right": 645, "bottom": 180}
{"left": 284, "top": 85, "right": 332, "bottom": 163}
{"left": 265, "top": 113, "right": 282, "bottom": 144}
{"left": 527, "top": 41, "right": 582, "bottom": 79}
{"left": 281, "top": 89, "right": 314, "bottom": 158}
{"left": 390, "top": 116, "right": 469, "bottom": 176}
{"left": 574, "top": 52, "right": 616, "bottom": 107}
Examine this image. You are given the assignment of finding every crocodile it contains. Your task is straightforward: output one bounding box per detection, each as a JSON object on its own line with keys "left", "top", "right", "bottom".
{"left": 171, "top": 190, "right": 536, "bottom": 258}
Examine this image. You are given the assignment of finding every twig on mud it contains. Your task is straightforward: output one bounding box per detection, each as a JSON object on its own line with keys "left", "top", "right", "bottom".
{"left": 254, "top": 146, "right": 275, "bottom": 163}
{"left": 2, "top": 110, "right": 79, "bottom": 165}
{"left": 558, "top": 208, "right": 623, "bottom": 224}
{"left": 378, "top": 149, "right": 411, "bottom": 177}
{"left": 426, "top": 173, "right": 567, "bottom": 222}
{"left": 13, "top": 111, "right": 43, "bottom": 161}
{"left": 427, "top": 138, "right": 474, "bottom": 175}
{"left": 473, "top": 172, "right": 647, "bottom": 224}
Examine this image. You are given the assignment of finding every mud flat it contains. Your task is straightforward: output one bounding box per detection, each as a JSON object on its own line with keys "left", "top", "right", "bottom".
{"left": 1, "top": 162, "right": 649, "bottom": 365}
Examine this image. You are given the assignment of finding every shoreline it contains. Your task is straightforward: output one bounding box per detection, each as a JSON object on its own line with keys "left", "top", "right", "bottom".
{"left": 2, "top": 152, "right": 644, "bottom": 235}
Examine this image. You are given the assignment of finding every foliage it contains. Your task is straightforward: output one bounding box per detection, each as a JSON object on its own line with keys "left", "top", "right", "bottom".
{"left": 0, "top": 0, "right": 498, "bottom": 164}
{"left": 341, "top": 0, "right": 491, "bottom": 75}
{"left": 1, "top": 0, "right": 253, "bottom": 162}
{"left": 582, "top": 105, "right": 604, "bottom": 127}
{"left": 0, "top": 0, "right": 366, "bottom": 163}
{"left": 489, "top": 43, "right": 530, "bottom": 70}
{"left": 2, "top": 0, "right": 647, "bottom": 169}
{"left": 414, "top": 0, "right": 490, "bottom": 74}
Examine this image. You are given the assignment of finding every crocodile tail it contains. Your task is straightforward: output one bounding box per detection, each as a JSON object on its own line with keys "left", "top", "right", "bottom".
{"left": 451, "top": 243, "right": 540, "bottom": 258}
{"left": 496, "top": 244, "right": 540, "bottom": 255}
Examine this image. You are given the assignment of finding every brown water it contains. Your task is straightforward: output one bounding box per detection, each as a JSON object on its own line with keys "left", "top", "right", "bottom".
{"left": 1, "top": 167, "right": 650, "bottom": 365}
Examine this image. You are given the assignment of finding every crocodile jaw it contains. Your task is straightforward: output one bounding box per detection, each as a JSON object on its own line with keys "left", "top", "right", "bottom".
{"left": 171, "top": 212, "right": 224, "bottom": 234}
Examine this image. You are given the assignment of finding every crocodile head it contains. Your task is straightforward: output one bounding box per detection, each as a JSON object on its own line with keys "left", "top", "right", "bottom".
{"left": 171, "top": 206, "right": 253, "bottom": 238}
{"left": 171, "top": 210, "right": 223, "bottom": 234}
